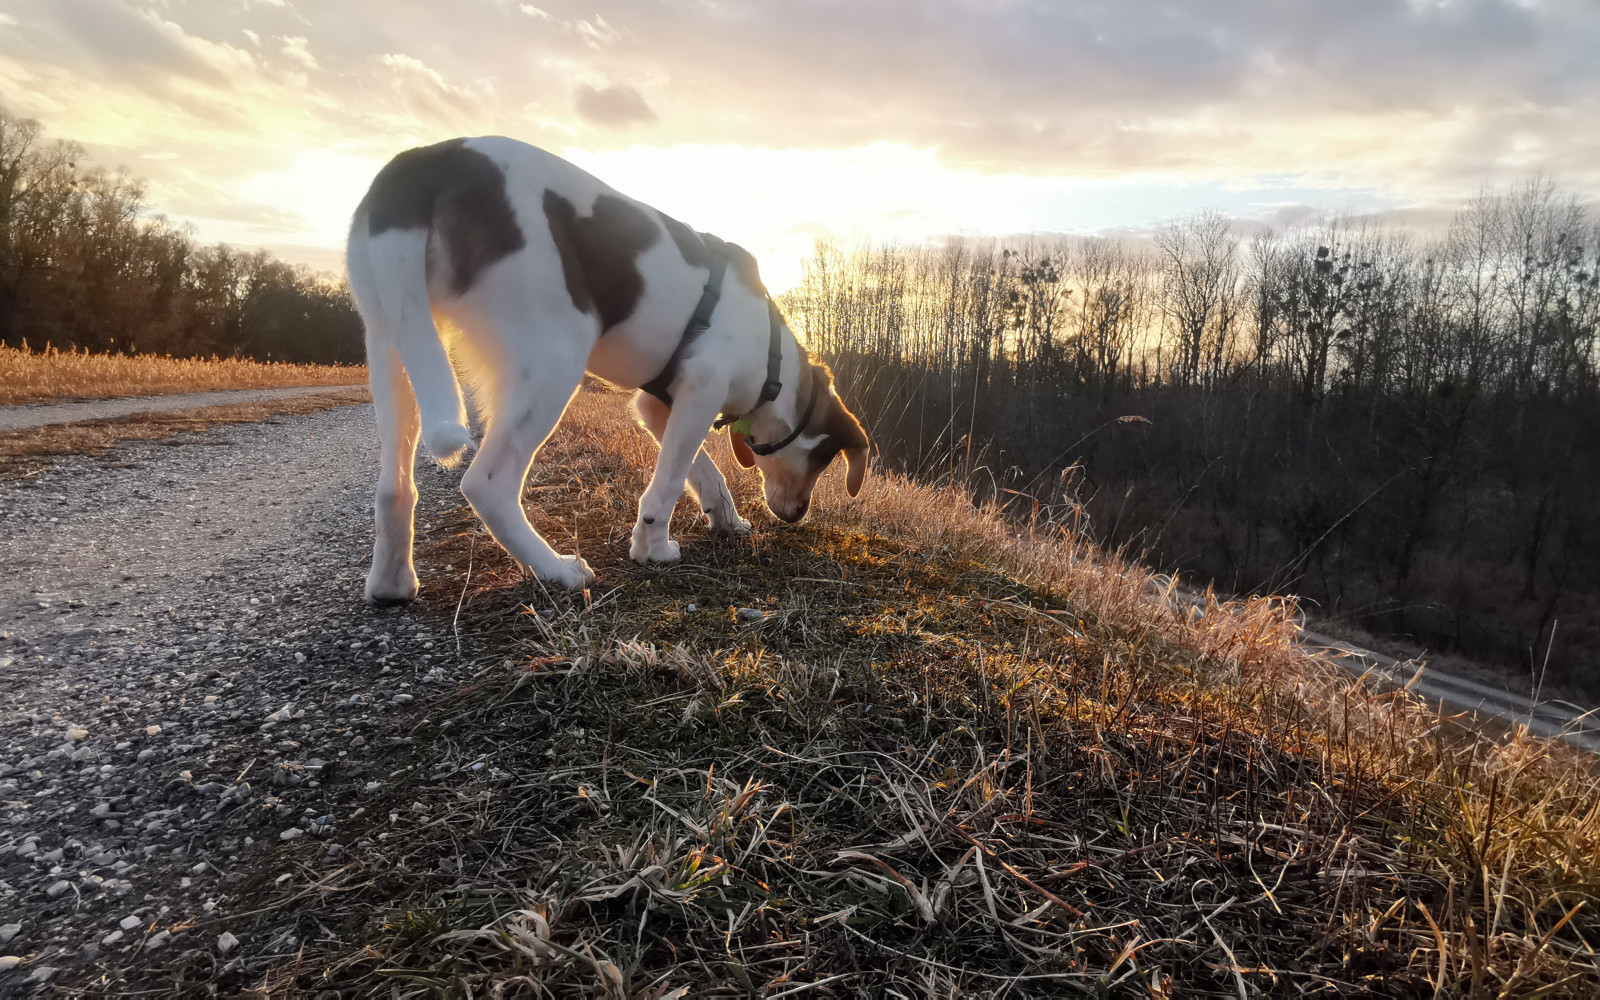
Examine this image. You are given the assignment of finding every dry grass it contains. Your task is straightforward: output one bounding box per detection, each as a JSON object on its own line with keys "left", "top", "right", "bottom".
{"left": 0, "top": 343, "right": 365, "bottom": 405}
{"left": 103, "top": 388, "right": 1599, "bottom": 998}
{"left": 0, "top": 388, "right": 371, "bottom": 480}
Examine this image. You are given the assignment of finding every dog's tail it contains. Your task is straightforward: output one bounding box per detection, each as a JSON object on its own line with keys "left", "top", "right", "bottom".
{"left": 346, "top": 218, "right": 474, "bottom": 467}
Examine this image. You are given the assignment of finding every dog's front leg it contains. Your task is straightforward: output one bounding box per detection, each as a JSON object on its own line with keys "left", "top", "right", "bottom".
{"left": 630, "top": 391, "right": 723, "bottom": 564}
{"left": 631, "top": 391, "right": 750, "bottom": 535}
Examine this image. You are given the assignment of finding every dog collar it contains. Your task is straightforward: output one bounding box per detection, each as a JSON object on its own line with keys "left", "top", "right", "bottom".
{"left": 749, "top": 375, "right": 817, "bottom": 455}
{"left": 726, "top": 362, "right": 816, "bottom": 456}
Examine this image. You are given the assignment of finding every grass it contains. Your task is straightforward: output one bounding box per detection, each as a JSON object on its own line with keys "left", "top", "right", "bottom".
{"left": 0, "top": 343, "right": 365, "bottom": 405}
{"left": 0, "top": 388, "right": 371, "bottom": 480}
{"left": 97, "top": 389, "right": 1600, "bottom": 998}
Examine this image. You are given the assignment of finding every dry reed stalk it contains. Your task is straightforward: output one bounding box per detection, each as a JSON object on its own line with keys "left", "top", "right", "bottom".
{"left": 0, "top": 343, "right": 365, "bottom": 405}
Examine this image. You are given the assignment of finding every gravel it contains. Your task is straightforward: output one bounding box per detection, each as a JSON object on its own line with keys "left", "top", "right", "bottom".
{"left": 0, "top": 403, "right": 475, "bottom": 990}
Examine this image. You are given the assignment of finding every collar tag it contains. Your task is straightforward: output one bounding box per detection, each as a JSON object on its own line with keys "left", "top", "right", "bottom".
{"left": 728, "top": 418, "right": 752, "bottom": 436}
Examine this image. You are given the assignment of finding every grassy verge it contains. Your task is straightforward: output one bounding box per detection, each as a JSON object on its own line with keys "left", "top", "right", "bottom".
{"left": 0, "top": 344, "right": 365, "bottom": 405}
{"left": 0, "top": 388, "right": 371, "bottom": 480}
{"left": 120, "top": 389, "right": 1600, "bottom": 998}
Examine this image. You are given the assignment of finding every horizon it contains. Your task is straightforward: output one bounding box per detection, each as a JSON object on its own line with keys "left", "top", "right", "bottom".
{"left": 3, "top": 0, "right": 1598, "bottom": 290}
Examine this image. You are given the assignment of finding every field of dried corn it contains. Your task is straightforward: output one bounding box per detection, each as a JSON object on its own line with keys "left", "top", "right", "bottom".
{"left": 113, "top": 388, "right": 1599, "bottom": 998}
{"left": 0, "top": 343, "right": 365, "bottom": 405}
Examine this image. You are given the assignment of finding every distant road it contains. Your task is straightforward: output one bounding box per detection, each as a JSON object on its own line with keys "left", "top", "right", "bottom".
{"left": 1298, "top": 629, "right": 1600, "bottom": 753}
{"left": 1172, "top": 587, "right": 1599, "bottom": 753}
{"left": 0, "top": 384, "right": 366, "bottom": 431}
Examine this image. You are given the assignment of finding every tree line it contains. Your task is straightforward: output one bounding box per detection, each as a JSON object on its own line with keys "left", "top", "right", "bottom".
{"left": 0, "top": 108, "right": 362, "bottom": 364}
{"left": 786, "top": 183, "right": 1600, "bottom": 696}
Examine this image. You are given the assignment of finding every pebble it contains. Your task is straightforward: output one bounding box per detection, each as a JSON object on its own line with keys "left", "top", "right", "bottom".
{"left": 45, "top": 879, "right": 72, "bottom": 898}
{"left": 136, "top": 747, "right": 156, "bottom": 762}
{"left": 119, "top": 915, "right": 142, "bottom": 931}
{"left": 0, "top": 923, "right": 20, "bottom": 943}
{"left": 736, "top": 607, "right": 766, "bottom": 621}
{"left": 143, "top": 931, "right": 169, "bottom": 951}
{"left": 145, "top": 725, "right": 161, "bottom": 736}
{"left": 393, "top": 693, "right": 414, "bottom": 705}
{"left": 280, "top": 827, "right": 304, "bottom": 841}
{"left": 67, "top": 728, "right": 89, "bottom": 741}
{"left": 0, "top": 956, "right": 20, "bottom": 971}
{"left": 101, "top": 930, "right": 124, "bottom": 946}
{"left": 24, "top": 965, "right": 57, "bottom": 983}
{"left": 216, "top": 930, "right": 239, "bottom": 954}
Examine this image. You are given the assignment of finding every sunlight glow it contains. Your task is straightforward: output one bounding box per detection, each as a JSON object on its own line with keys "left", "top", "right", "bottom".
{"left": 234, "top": 150, "right": 390, "bottom": 245}
{"left": 192, "top": 142, "right": 1389, "bottom": 291}
{"left": 563, "top": 144, "right": 1386, "bottom": 292}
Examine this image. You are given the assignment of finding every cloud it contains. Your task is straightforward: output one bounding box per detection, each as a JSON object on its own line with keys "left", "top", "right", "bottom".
{"left": 29, "top": 0, "right": 253, "bottom": 86}
{"left": 278, "top": 35, "right": 316, "bottom": 71}
{"left": 378, "top": 52, "right": 482, "bottom": 126}
{"left": 574, "top": 83, "right": 655, "bottom": 128}
{"left": 0, "top": 0, "right": 1596, "bottom": 275}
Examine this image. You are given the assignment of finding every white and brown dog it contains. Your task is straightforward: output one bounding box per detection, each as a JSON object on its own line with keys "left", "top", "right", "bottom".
{"left": 345, "top": 136, "right": 869, "bottom": 603}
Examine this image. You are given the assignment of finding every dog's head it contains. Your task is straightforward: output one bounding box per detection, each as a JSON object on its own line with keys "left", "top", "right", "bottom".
{"left": 730, "top": 362, "right": 868, "bottom": 523}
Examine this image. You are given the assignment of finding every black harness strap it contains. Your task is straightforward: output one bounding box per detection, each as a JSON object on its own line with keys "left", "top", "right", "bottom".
{"left": 643, "top": 232, "right": 807, "bottom": 454}
{"left": 640, "top": 233, "right": 728, "bottom": 406}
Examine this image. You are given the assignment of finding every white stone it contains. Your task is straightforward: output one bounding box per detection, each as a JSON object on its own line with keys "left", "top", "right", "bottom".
{"left": 119, "top": 915, "right": 142, "bottom": 930}
{"left": 279, "top": 827, "right": 303, "bottom": 841}
{"left": 216, "top": 930, "right": 239, "bottom": 954}
{"left": 66, "top": 728, "right": 89, "bottom": 741}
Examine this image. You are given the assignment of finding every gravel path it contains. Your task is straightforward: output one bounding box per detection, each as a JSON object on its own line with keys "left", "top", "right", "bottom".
{"left": 0, "top": 403, "right": 470, "bottom": 992}
{"left": 0, "top": 386, "right": 366, "bottom": 432}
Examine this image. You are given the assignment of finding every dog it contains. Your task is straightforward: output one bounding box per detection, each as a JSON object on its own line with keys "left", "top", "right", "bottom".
{"left": 345, "top": 136, "right": 870, "bottom": 603}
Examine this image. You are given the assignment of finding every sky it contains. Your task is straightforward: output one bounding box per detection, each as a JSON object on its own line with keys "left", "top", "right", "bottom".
{"left": 1, "top": 0, "right": 1597, "bottom": 291}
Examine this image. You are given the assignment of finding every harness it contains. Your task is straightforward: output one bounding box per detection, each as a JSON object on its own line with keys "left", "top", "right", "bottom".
{"left": 641, "top": 234, "right": 811, "bottom": 455}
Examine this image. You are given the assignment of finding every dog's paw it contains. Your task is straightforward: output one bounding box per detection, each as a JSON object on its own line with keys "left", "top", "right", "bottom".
{"left": 630, "top": 537, "right": 682, "bottom": 565}
{"left": 365, "top": 567, "right": 419, "bottom": 605}
{"left": 708, "top": 512, "right": 752, "bottom": 535}
{"left": 539, "top": 555, "right": 595, "bottom": 589}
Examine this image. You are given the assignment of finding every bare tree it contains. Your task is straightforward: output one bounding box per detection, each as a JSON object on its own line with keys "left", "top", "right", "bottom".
{"left": 1153, "top": 209, "right": 1242, "bottom": 387}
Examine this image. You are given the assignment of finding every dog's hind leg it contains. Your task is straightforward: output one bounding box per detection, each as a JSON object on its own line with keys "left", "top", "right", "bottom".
{"left": 364, "top": 336, "right": 424, "bottom": 604}
{"left": 631, "top": 391, "right": 750, "bottom": 535}
{"left": 456, "top": 316, "right": 597, "bottom": 590}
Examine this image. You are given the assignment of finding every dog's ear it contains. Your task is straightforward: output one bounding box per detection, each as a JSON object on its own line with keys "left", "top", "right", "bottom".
{"left": 730, "top": 430, "right": 757, "bottom": 468}
{"left": 819, "top": 373, "right": 869, "bottom": 498}
{"left": 844, "top": 442, "right": 867, "bottom": 497}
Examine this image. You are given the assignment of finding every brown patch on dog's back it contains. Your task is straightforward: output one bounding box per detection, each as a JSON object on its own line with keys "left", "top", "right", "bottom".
{"left": 725, "top": 242, "right": 767, "bottom": 295}
{"left": 361, "top": 139, "right": 526, "bottom": 295}
{"left": 658, "top": 211, "right": 710, "bottom": 269}
{"left": 543, "top": 191, "right": 592, "bottom": 315}
{"left": 543, "top": 191, "right": 661, "bottom": 330}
